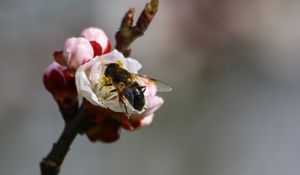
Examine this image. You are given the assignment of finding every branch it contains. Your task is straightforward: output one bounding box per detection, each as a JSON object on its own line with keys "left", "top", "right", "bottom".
{"left": 40, "top": 107, "right": 87, "bottom": 175}
{"left": 40, "top": 1, "right": 160, "bottom": 175}
{"left": 115, "top": 0, "right": 159, "bottom": 57}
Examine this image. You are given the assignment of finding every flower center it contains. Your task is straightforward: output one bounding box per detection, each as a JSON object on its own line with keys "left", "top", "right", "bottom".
{"left": 93, "top": 76, "right": 115, "bottom": 100}
{"left": 92, "top": 58, "right": 124, "bottom": 101}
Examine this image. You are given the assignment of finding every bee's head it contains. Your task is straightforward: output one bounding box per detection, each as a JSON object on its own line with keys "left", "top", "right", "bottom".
{"left": 104, "top": 63, "right": 119, "bottom": 77}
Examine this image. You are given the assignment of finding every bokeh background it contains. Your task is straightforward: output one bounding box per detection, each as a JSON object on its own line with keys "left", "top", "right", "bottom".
{"left": 1, "top": 0, "right": 300, "bottom": 175}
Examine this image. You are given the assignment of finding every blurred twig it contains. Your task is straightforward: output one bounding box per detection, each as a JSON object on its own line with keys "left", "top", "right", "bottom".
{"left": 40, "top": 107, "right": 87, "bottom": 175}
{"left": 115, "top": 0, "right": 159, "bottom": 57}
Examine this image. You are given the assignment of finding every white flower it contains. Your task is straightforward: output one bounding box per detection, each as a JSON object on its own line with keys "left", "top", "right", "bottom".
{"left": 75, "top": 50, "right": 142, "bottom": 113}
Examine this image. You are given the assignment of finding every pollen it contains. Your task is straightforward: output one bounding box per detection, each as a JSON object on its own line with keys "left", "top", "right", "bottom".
{"left": 96, "top": 91, "right": 106, "bottom": 99}
{"left": 101, "top": 59, "right": 106, "bottom": 64}
{"left": 95, "top": 76, "right": 115, "bottom": 100}
{"left": 96, "top": 85, "right": 115, "bottom": 100}
{"left": 116, "top": 59, "right": 123, "bottom": 67}
{"left": 98, "top": 76, "right": 112, "bottom": 85}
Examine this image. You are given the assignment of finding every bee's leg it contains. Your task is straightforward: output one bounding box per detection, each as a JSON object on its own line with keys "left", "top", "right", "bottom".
{"left": 104, "top": 88, "right": 117, "bottom": 99}
{"left": 106, "top": 95, "right": 116, "bottom": 100}
{"left": 97, "top": 83, "right": 113, "bottom": 93}
{"left": 105, "top": 89, "right": 117, "bottom": 100}
{"left": 109, "top": 89, "right": 117, "bottom": 93}
{"left": 141, "top": 86, "right": 146, "bottom": 93}
{"left": 118, "top": 95, "right": 130, "bottom": 117}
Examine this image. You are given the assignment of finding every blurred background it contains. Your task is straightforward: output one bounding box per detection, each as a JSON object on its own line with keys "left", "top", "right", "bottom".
{"left": 1, "top": 0, "right": 300, "bottom": 175}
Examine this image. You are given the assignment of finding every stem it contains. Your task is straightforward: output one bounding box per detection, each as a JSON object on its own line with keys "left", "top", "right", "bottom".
{"left": 40, "top": 107, "right": 86, "bottom": 175}
{"left": 115, "top": 0, "right": 159, "bottom": 57}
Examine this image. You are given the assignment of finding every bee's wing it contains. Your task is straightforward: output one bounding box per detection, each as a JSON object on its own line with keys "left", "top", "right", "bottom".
{"left": 118, "top": 91, "right": 136, "bottom": 117}
{"left": 136, "top": 74, "right": 172, "bottom": 92}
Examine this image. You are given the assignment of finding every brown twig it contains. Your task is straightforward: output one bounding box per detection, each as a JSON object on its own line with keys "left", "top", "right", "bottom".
{"left": 40, "top": 107, "right": 86, "bottom": 175}
{"left": 115, "top": 0, "right": 159, "bottom": 57}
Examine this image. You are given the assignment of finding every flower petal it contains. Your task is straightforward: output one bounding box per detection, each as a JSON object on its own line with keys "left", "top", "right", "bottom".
{"left": 90, "top": 41, "right": 102, "bottom": 57}
{"left": 129, "top": 96, "right": 163, "bottom": 126}
{"left": 140, "top": 114, "right": 154, "bottom": 126}
{"left": 103, "top": 40, "right": 111, "bottom": 54}
{"left": 125, "top": 58, "right": 142, "bottom": 74}
{"left": 81, "top": 27, "right": 110, "bottom": 54}
{"left": 63, "top": 37, "right": 94, "bottom": 70}
{"left": 75, "top": 65, "right": 104, "bottom": 107}
{"left": 143, "top": 96, "right": 164, "bottom": 116}
{"left": 53, "top": 51, "right": 68, "bottom": 66}
{"left": 142, "top": 80, "right": 157, "bottom": 97}
{"left": 100, "top": 49, "right": 126, "bottom": 64}
{"left": 44, "top": 62, "right": 78, "bottom": 107}
{"left": 44, "top": 62, "right": 66, "bottom": 92}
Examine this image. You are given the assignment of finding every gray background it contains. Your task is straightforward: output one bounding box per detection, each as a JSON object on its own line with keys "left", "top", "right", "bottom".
{"left": 1, "top": 0, "right": 300, "bottom": 175}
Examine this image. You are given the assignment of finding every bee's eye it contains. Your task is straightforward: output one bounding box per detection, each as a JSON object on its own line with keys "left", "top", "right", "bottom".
{"left": 104, "top": 64, "right": 114, "bottom": 76}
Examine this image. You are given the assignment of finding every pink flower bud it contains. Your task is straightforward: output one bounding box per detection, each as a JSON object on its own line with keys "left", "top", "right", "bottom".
{"left": 43, "top": 62, "right": 77, "bottom": 108}
{"left": 81, "top": 27, "right": 111, "bottom": 55}
{"left": 54, "top": 37, "right": 94, "bottom": 70}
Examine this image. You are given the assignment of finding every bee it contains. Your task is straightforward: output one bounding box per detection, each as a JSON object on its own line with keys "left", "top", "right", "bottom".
{"left": 103, "top": 63, "right": 172, "bottom": 116}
